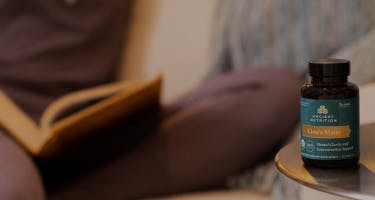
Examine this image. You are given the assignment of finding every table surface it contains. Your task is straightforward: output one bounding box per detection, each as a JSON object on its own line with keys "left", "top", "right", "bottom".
{"left": 275, "top": 123, "right": 375, "bottom": 200}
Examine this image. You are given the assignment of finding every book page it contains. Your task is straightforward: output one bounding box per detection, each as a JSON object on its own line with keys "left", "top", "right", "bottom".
{"left": 0, "top": 91, "right": 42, "bottom": 153}
{"left": 40, "top": 81, "right": 141, "bottom": 133}
{"left": 37, "top": 76, "right": 162, "bottom": 159}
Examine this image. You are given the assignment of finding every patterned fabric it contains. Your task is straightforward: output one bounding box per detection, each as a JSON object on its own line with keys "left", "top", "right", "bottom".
{"left": 212, "top": 1, "right": 375, "bottom": 199}
{"left": 333, "top": 28, "right": 375, "bottom": 85}
{"left": 211, "top": 0, "right": 375, "bottom": 76}
{"left": 226, "top": 128, "right": 300, "bottom": 199}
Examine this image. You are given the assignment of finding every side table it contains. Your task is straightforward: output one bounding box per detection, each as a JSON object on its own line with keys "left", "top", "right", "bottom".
{"left": 275, "top": 123, "right": 375, "bottom": 200}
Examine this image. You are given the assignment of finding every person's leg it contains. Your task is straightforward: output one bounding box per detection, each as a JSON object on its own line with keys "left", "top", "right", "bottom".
{"left": 48, "top": 68, "right": 301, "bottom": 200}
{"left": 0, "top": 130, "right": 45, "bottom": 200}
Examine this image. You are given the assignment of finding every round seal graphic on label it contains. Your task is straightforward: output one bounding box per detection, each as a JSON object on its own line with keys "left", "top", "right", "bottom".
{"left": 306, "top": 140, "right": 315, "bottom": 152}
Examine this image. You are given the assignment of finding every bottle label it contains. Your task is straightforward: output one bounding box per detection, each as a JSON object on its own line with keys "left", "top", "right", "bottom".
{"left": 300, "top": 97, "right": 359, "bottom": 160}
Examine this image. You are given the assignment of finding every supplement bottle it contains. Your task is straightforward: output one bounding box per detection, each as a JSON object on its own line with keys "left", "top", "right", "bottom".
{"left": 300, "top": 58, "right": 359, "bottom": 168}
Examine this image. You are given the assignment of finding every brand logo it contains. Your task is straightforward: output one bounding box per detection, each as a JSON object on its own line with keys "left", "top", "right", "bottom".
{"left": 310, "top": 105, "right": 336, "bottom": 123}
{"left": 317, "top": 105, "right": 328, "bottom": 114}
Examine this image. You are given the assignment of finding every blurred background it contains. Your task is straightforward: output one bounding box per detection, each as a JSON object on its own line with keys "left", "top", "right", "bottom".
{"left": 119, "top": 0, "right": 215, "bottom": 101}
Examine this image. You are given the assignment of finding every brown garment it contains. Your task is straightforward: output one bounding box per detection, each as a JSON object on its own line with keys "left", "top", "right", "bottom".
{"left": 0, "top": 0, "right": 131, "bottom": 120}
{"left": 47, "top": 68, "right": 301, "bottom": 199}
{"left": 0, "top": 130, "right": 45, "bottom": 200}
{"left": 0, "top": 1, "right": 301, "bottom": 199}
{"left": 0, "top": 66, "right": 301, "bottom": 200}
{"left": 0, "top": 1, "right": 131, "bottom": 199}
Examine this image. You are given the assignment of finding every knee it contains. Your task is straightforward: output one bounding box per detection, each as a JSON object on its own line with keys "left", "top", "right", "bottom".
{"left": 0, "top": 132, "right": 45, "bottom": 200}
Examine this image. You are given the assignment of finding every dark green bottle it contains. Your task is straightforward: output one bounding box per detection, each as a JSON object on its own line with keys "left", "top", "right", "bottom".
{"left": 300, "top": 58, "right": 359, "bottom": 168}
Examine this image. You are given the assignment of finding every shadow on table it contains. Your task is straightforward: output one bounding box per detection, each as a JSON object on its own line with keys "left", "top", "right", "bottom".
{"left": 305, "top": 122, "right": 375, "bottom": 197}
{"left": 305, "top": 164, "right": 375, "bottom": 194}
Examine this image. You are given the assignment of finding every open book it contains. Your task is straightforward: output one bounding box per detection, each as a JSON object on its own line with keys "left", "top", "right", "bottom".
{"left": 0, "top": 76, "right": 162, "bottom": 160}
